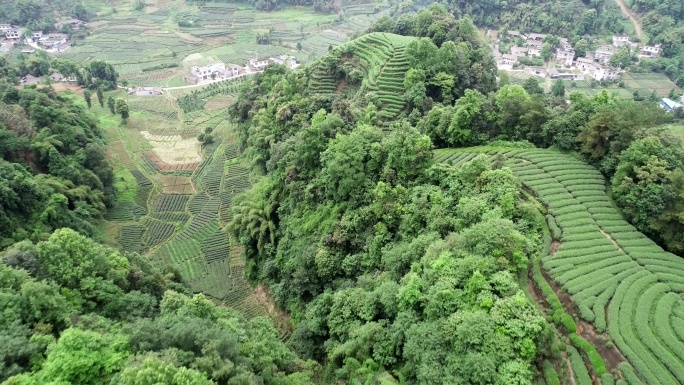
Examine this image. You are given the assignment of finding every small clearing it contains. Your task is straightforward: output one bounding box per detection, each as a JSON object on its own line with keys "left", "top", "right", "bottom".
{"left": 140, "top": 130, "right": 203, "bottom": 165}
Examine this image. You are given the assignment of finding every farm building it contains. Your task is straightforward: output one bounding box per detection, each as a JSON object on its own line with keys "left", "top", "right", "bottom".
{"left": 660, "top": 98, "right": 683, "bottom": 111}
{"left": 128, "top": 87, "right": 163, "bottom": 96}
{"left": 21, "top": 49, "right": 35, "bottom": 54}
{"left": 639, "top": 44, "right": 662, "bottom": 58}
{"left": 594, "top": 46, "right": 616, "bottom": 64}
{"left": 548, "top": 68, "right": 576, "bottom": 80}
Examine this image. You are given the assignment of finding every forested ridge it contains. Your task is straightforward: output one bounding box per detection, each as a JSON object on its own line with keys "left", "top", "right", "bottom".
{"left": 227, "top": 5, "right": 684, "bottom": 384}
{"left": 0, "top": 1, "right": 683, "bottom": 384}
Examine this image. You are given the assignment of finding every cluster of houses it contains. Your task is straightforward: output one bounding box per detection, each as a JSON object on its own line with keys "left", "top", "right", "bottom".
{"left": 497, "top": 32, "right": 664, "bottom": 82}
{"left": 183, "top": 55, "right": 298, "bottom": 85}
{"left": 20, "top": 71, "right": 77, "bottom": 86}
{"left": 0, "top": 18, "right": 86, "bottom": 53}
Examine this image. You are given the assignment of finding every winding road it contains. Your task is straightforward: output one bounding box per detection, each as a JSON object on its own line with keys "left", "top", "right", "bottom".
{"left": 613, "top": 0, "right": 644, "bottom": 41}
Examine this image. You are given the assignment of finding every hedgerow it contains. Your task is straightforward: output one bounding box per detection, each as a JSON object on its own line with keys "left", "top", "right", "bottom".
{"left": 569, "top": 333, "right": 607, "bottom": 375}
{"left": 567, "top": 346, "right": 592, "bottom": 385}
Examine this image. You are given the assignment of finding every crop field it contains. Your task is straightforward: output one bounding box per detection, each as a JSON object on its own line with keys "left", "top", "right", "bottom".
{"left": 435, "top": 147, "right": 684, "bottom": 385}
{"left": 58, "top": 1, "right": 388, "bottom": 89}
{"left": 567, "top": 73, "right": 681, "bottom": 99}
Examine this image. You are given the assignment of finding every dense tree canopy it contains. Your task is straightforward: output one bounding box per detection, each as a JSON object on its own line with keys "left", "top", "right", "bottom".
{"left": 0, "top": 83, "right": 114, "bottom": 247}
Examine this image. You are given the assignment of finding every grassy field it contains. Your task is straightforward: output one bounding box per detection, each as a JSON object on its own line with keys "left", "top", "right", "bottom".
{"left": 435, "top": 147, "right": 684, "bottom": 385}
{"left": 56, "top": 1, "right": 389, "bottom": 88}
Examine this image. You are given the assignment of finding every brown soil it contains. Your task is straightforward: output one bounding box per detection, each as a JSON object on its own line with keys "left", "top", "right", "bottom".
{"left": 579, "top": 321, "right": 626, "bottom": 371}
{"left": 145, "top": 151, "right": 199, "bottom": 171}
{"left": 528, "top": 274, "right": 549, "bottom": 317}
{"left": 540, "top": 258, "right": 626, "bottom": 376}
{"left": 255, "top": 284, "right": 292, "bottom": 336}
{"left": 612, "top": 0, "right": 644, "bottom": 40}
{"left": 550, "top": 240, "right": 561, "bottom": 257}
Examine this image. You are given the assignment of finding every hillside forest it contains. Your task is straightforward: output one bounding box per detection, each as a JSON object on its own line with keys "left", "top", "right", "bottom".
{"left": 0, "top": 0, "right": 684, "bottom": 385}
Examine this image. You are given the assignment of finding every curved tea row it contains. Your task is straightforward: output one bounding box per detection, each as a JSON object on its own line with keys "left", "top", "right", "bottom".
{"left": 436, "top": 147, "right": 684, "bottom": 385}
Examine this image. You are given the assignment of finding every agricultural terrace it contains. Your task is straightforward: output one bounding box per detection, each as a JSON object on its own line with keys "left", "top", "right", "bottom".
{"left": 84, "top": 80, "right": 288, "bottom": 330}
{"left": 308, "top": 32, "right": 416, "bottom": 125}
{"left": 59, "top": 1, "right": 390, "bottom": 88}
{"left": 435, "top": 147, "right": 684, "bottom": 385}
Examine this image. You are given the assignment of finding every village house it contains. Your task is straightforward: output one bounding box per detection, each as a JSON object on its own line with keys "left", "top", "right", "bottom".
{"left": 506, "top": 30, "right": 522, "bottom": 39}
{"left": 559, "top": 38, "right": 573, "bottom": 51}
{"left": 270, "top": 55, "right": 298, "bottom": 69}
{"left": 592, "top": 65, "right": 620, "bottom": 81}
{"left": 594, "top": 46, "right": 616, "bottom": 64}
{"left": 499, "top": 54, "right": 517, "bottom": 66}
{"left": 612, "top": 35, "right": 630, "bottom": 47}
{"left": 5, "top": 29, "right": 21, "bottom": 40}
{"left": 21, "top": 48, "right": 35, "bottom": 55}
{"left": 575, "top": 57, "right": 595, "bottom": 70}
{"left": 556, "top": 49, "right": 575, "bottom": 67}
{"left": 31, "top": 31, "right": 42, "bottom": 40}
{"left": 526, "top": 40, "right": 542, "bottom": 57}
{"left": 194, "top": 63, "right": 226, "bottom": 80}
{"left": 639, "top": 44, "right": 662, "bottom": 58}
{"left": 225, "top": 64, "right": 240, "bottom": 77}
{"left": 0, "top": 24, "right": 12, "bottom": 32}
{"left": 127, "top": 86, "right": 163, "bottom": 96}
{"left": 248, "top": 58, "right": 271, "bottom": 71}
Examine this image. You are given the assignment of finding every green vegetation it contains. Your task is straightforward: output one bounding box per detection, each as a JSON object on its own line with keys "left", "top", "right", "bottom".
{"left": 0, "top": 82, "right": 113, "bottom": 247}
{"left": 0, "top": 229, "right": 314, "bottom": 384}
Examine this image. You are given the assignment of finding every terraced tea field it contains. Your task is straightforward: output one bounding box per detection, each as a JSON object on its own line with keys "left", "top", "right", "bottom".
{"left": 58, "top": 1, "right": 389, "bottom": 88}
{"left": 436, "top": 147, "right": 684, "bottom": 385}
{"left": 307, "top": 32, "right": 416, "bottom": 125}
{"left": 100, "top": 87, "right": 283, "bottom": 329}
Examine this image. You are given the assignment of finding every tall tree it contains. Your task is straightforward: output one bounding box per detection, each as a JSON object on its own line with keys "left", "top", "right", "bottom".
{"left": 115, "top": 98, "right": 129, "bottom": 121}
{"left": 83, "top": 89, "right": 91, "bottom": 109}
{"left": 96, "top": 88, "right": 104, "bottom": 108}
